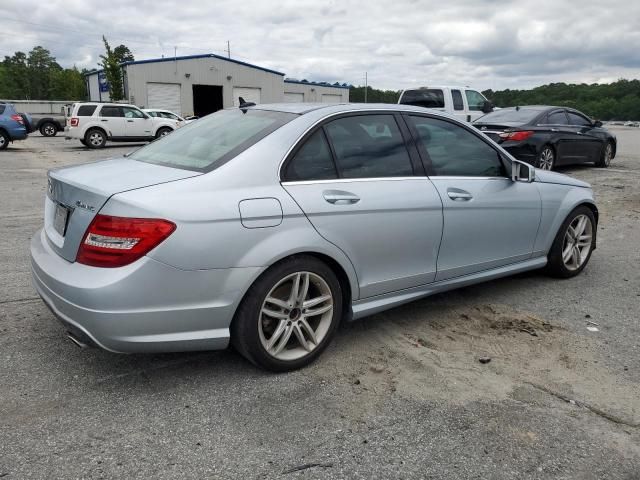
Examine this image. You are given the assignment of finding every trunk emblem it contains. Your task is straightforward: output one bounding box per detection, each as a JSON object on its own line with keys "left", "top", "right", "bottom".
{"left": 75, "top": 200, "right": 95, "bottom": 212}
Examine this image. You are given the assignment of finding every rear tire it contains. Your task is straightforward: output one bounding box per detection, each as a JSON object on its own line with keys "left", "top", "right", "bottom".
{"left": 40, "top": 122, "right": 57, "bottom": 137}
{"left": 84, "top": 129, "right": 106, "bottom": 149}
{"left": 231, "top": 255, "right": 343, "bottom": 372}
{"left": 545, "top": 206, "right": 596, "bottom": 278}
{"left": 0, "top": 130, "right": 8, "bottom": 150}
{"left": 596, "top": 141, "right": 613, "bottom": 168}
{"left": 536, "top": 145, "right": 555, "bottom": 170}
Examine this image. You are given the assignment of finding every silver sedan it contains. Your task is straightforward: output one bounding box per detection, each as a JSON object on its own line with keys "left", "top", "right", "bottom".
{"left": 31, "top": 103, "right": 598, "bottom": 371}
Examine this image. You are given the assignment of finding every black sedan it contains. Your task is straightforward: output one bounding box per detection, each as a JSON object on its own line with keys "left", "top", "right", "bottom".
{"left": 473, "top": 106, "right": 616, "bottom": 170}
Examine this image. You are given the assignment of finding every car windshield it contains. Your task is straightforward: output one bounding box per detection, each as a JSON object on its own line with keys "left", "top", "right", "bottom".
{"left": 475, "top": 108, "right": 541, "bottom": 124}
{"left": 131, "top": 109, "right": 297, "bottom": 172}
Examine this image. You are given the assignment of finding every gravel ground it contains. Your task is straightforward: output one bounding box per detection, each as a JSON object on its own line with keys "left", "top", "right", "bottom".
{"left": 1, "top": 129, "right": 639, "bottom": 479}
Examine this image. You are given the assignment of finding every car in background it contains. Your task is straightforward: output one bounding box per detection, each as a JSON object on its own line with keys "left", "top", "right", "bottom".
{"left": 473, "top": 106, "right": 616, "bottom": 170}
{"left": 65, "top": 102, "right": 178, "bottom": 148}
{"left": 32, "top": 113, "right": 66, "bottom": 137}
{"left": 143, "top": 109, "right": 192, "bottom": 126}
{"left": 398, "top": 86, "right": 494, "bottom": 122}
{"left": 32, "top": 103, "right": 598, "bottom": 371}
{"left": 0, "top": 102, "right": 29, "bottom": 150}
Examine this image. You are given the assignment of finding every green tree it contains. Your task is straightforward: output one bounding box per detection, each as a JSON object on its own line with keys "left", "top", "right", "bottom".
{"left": 99, "top": 36, "right": 125, "bottom": 101}
{"left": 0, "top": 52, "right": 30, "bottom": 98}
{"left": 27, "top": 46, "right": 61, "bottom": 99}
{"left": 49, "top": 67, "right": 86, "bottom": 100}
{"left": 113, "top": 45, "right": 134, "bottom": 64}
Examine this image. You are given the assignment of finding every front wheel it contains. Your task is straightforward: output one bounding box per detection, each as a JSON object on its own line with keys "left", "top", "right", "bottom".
{"left": 536, "top": 146, "right": 555, "bottom": 170}
{"left": 231, "top": 256, "right": 343, "bottom": 371}
{"left": 596, "top": 141, "right": 613, "bottom": 168}
{"left": 155, "top": 127, "right": 172, "bottom": 139}
{"left": 546, "top": 206, "right": 596, "bottom": 278}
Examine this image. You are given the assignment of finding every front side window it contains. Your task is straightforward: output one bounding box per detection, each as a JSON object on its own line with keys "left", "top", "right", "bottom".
{"left": 324, "top": 115, "right": 413, "bottom": 179}
{"left": 283, "top": 130, "right": 337, "bottom": 181}
{"left": 147, "top": 111, "right": 158, "bottom": 117}
{"left": 567, "top": 112, "right": 592, "bottom": 126}
{"left": 409, "top": 116, "right": 505, "bottom": 177}
{"left": 122, "top": 107, "right": 146, "bottom": 119}
{"left": 465, "top": 90, "right": 486, "bottom": 111}
{"left": 451, "top": 90, "right": 464, "bottom": 111}
{"left": 131, "top": 109, "right": 296, "bottom": 172}
{"left": 99, "top": 106, "right": 122, "bottom": 117}
{"left": 545, "top": 111, "right": 568, "bottom": 125}
{"left": 399, "top": 89, "right": 445, "bottom": 108}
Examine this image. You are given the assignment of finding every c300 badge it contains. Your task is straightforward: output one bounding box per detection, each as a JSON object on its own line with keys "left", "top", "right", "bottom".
{"left": 75, "top": 200, "right": 95, "bottom": 212}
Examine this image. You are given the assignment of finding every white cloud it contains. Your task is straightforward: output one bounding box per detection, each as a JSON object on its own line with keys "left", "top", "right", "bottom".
{"left": 1, "top": 0, "right": 639, "bottom": 91}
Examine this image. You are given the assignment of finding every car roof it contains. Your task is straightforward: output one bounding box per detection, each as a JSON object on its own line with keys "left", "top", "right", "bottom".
{"left": 249, "top": 102, "right": 455, "bottom": 117}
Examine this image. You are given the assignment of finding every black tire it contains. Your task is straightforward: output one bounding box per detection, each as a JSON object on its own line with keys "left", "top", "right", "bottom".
{"left": 155, "top": 127, "right": 172, "bottom": 139}
{"left": 0, "top": 130, "right": 9, "bottom": 151}
{"left": 40, "top": 122, "right": 57, "bottom": 137}
{"left": 84, "top": 128, "right": 106, "bottom": 149}
{"left": 80, "top": 139, "right": 87, "bottom": 147}
{"left": 536, "top": 145, "right": 555, "bottom": 170}
{"left": 545, "top": 206, "right": 596, "bottom": 278}
{"left": 231, "top": 255, "right": 343, "bottom": 372}
{"left": 596, "top": 141, "right": 613, "bottom": 168}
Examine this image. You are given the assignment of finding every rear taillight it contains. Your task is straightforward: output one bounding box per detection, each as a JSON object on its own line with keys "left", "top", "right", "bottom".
{"left": 70, "top": 117, "right": 79, "bottom": 127}
{"left": 499, "top": 130, "right": 534, "bottom": 141}
{"left": 76, "top": 214, "right": 176, "bottom": 268}
{"left": 10, "top": 114, "right": 23, "bottom": 124}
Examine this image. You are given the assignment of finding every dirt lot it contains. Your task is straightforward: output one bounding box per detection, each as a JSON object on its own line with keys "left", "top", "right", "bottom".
{"left": 1, "top": 130, "right": 639, "bottom": 479}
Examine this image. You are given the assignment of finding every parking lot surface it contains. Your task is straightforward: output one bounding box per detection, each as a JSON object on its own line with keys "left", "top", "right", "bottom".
{"left": 1, "top": 131, "right": 639, "bottom": 479}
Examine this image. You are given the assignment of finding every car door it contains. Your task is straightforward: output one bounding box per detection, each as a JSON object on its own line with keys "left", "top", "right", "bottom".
{"left": 281, "top": 113, "right": 444, "bottom": 298}
{"left": 565, "top": 111, "right": 603, "bottom": 163}
{"left": 451, "top": 89, "right": 466, "bottom": 122}
{"left": 405, "top": 114, "right": 542, "bottom": 281}
{"left": 464, "top": 89, "right": 487, "bottom": 122}
{"left": 537, "top": 109, "right": 573, "bottom": 165}
{"left": 97, "top": 105, "right": 125, "bottom": 137}
{"left": 122, "top": 106, "right": 153, "bottom": 139}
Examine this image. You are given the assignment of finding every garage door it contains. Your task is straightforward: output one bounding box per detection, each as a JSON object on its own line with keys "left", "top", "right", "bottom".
{"left": 147, "top": 83, "right": 182, "bottom": 115}
{"left": 233, "top": 87, "right": 261, "bottom": 107}
{"left": 284, "top": 92, "right": 304, "bottom": 103}
{"left": 321, "top": 94, "right": 342, "bottom": 103}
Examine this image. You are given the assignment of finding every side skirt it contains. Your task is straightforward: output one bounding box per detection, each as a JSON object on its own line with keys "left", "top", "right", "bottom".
{"left": 351, "top": 256, "right": 547, "bottom": 320}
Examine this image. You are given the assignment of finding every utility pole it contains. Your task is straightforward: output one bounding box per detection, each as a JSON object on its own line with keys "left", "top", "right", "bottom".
{"left": 226, "top": 41, "right": 231, "bottom": 59}
{"left": 364, "top": 72, "right": 368, "bottom": 103}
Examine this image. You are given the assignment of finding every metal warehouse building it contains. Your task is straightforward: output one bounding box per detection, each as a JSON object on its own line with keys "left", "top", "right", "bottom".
{"left": 86, "top": 54, "right": 349, "bottom": 117}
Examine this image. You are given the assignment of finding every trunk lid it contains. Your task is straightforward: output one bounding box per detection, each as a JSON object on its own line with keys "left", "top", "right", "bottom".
{"left": 45, "top": 157, "right": 201, "bottom": 262}
{"left": 473, "top": 122, "right": 524, "bottom": 143}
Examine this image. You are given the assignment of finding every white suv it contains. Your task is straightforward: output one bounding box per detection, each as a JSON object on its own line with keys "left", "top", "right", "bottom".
{"left": 398, "top": 86, "right": 494, "bottom": 122}
{"left": 65, "top": 103, "right": 177, "bottom": 148}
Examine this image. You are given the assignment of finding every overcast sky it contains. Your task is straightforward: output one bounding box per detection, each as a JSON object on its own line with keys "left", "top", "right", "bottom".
{"left": 2, "top": 0, "right": 639, "bottom": 91}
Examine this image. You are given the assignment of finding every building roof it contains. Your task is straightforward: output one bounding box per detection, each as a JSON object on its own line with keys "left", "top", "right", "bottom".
{"left": 284, "top": 79, "right": 351, "bottom": 90}
{"left": 120, "top": 53, "right": 285, "bottom": 76}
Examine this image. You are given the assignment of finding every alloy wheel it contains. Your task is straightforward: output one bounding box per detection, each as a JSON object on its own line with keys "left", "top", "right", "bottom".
{"left": 562, "top": 214, "right": 593, "bottom": 271}
{"left": 604, "top": 143, "right": 613, "bottom": 166}
{"left": 258, "top": 271, "right": 334, "bottom": 361}
{"left": 44, "top": 125, "right": 56, "bottom": 136}
{"left": 0, "top": 136, "right": 6, "bottom": 148}
{"left": 89, "top": 132, "right": 103, "bottom": 147}
{"left": 539, "top": 148, "right": 554, "bottom": 170}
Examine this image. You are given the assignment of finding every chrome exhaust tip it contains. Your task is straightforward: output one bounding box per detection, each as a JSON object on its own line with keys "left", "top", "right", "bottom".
{"left": 66, "top": 332, "right": 88, "bottom": 349}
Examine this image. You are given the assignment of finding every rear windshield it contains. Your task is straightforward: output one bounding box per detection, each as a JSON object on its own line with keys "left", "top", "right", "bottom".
{"left": 399, "top": 89, "right": 445, "bottom": 108}
{"left": 77, "top": 105, "right": 97, "bottom": 116}
{"left": 475, "top": 108, "right": 541, "bottom": 124}
{"left": 131, "top": 109, "right": 297, "bottom": 172}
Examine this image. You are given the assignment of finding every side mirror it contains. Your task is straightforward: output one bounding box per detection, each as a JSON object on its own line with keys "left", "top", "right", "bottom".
{"left": 481, "top": 100, "right": 494, "bottom": 114}
{"left": 511, "top": 159, "right": 535, "bottom": 183}
{"left": 593, "top": 120, "right": 603, "bottom": 128}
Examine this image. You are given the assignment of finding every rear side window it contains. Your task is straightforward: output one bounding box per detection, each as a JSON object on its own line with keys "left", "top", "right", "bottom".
{"left": 284, "top": 130, "right": 337, "bottom": 181}
{"left": 0, "top": 105, "right": 5, "bottom": 115}
{"left": 77, "top": 105, "right": 97, "bottom": 116}
{"left": 131, "top": 109, "right": 296, "bottom": 172}
{"left": 100, "top": 106, "right": 123, "bottom": 117}
{"left": 451, "top": 90, "right": 464, "bottom": 111}
{"left": 324, "top": 115, "right": 413, "bottom": 179}
{"left": 545, "top": 111, "right": 568, "bottom": 125}
{"left": 400, "top": 89, "right": 445, "bottom": 108}
{"left": 408, "top": 116, "right": 505, "bottom": 177}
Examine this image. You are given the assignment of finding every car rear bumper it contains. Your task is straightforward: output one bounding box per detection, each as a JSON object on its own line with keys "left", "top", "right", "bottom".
{"left": 30, "top": 228, "right": 262, "bottom": 353}
{"left": 501, "top": 142, "right": 538, "bottom": 164}
{"left": 6, "top": 125, "right": 27, "bottom": 140}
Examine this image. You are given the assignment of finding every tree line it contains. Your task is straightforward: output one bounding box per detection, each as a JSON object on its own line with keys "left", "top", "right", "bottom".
{"left": 0, "top": 39, "right": 133, "bottom": 101}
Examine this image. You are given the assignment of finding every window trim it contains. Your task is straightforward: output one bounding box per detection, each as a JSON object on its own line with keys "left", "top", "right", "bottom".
{"left": 280, "top": 111, "right": 423, "bottom": 182}
{"left": 565, "top": 109, "right": 592, "bottom": 127}
{"left": 402, "top": 112, "right": 511, "bottom": 178}
{"left": 540, "top": 109, "right": 569, "bottom": 126}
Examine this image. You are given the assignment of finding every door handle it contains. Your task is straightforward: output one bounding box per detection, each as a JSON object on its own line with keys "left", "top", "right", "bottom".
{"left": 550, "top": 128, "right": 559, "bottom": 132}
{"left": 447, "top": 189, "right": 473, "bottom": 201}
{"left": 323, "top": 190, "right": 360, "bottom": 205}
{"left": 100, "top": 119, "right": 108, "bottom": 122}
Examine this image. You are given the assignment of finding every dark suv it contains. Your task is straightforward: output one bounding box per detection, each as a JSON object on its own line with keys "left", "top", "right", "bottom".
{"left": 0, "top": 103, "right": 29, "bottom": 150}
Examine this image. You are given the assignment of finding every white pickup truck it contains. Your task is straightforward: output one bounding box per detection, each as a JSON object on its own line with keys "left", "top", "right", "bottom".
{"left": 398, "top": 86, "right": 494, "bottom": 122}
